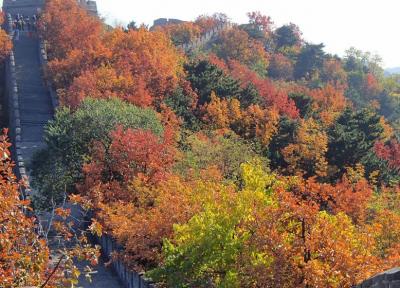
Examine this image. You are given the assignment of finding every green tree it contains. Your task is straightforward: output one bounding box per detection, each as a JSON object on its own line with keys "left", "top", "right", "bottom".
{"left": 165, "top": 86, "right": 201, "bottom": 130}
{"left": 237, "top": 83, "right": 262, "bottom": 108}
{"left": 289, "top": 92, "right": 314, "bottom": 118}
{"left": 268, "top": 117, "right": 299, "bottom": 171}
{"left": 175, "top": 131, "right": 265, "bottom": 182}
{"left": 127, "top": 20, "right": 137, "bottom": 30}
{"left": 294, "top": 43, "right": 326, "bottom": 80}
{"left": 185, "top": 60, "right": 242, "bottom": 105}
{"left": 149, "top": 161, "right": 276, "bottom": 287}
{"left": 327, "top": 107, "right": 384, "bottom": 178}
{"left": 31, "top": 98, "right": 163, "bottom": 208}
{"left": 344, "top": 47, "right": 384, "bottom": 79}
{"left": 274, "top": 24, "right": 301, "bottom": 49}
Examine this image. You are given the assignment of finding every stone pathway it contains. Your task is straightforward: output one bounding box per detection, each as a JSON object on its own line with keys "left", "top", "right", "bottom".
{"left": 4, "top": 1, "right": 123, "bottom": 286}
{"left": 13, "top": 31, "right": 51, "bottom": 162}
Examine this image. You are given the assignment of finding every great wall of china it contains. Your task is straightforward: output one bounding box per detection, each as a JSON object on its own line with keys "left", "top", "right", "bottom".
{"left": 1, "top": 1, "right": 398, "bottom": 287}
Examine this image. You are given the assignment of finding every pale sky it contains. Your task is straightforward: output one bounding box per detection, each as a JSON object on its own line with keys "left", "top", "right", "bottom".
{"left": 96, "top": 0, "right": 400, "bottom": 68}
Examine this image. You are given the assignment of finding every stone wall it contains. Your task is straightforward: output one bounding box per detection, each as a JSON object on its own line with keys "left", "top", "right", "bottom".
{"left": 178, "top": 22, "right": 233, "bottom": 52}
{"left": 355, "top": 268, "right": 400, "bottom": 288}
{"left": 4, "top": 13, "right": 30, "bottom": 193}
{"left": 95, "top": 234, "right": 156, "bottom": 288}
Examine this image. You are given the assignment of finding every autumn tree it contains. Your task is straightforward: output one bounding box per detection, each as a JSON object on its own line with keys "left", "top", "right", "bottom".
{"left": 79, "top": 125, "right": 176, "bottom": 205}
{"left": 308, "top": 84, "right": 347, "bottom": 126}
{"left": 212, "top": 28, "right": 269, "bottom": 75}
{"left": 374, "top": 139, "right": 400, "bottom": 172}
{"left": 195, "top": 13, "right": 229, "bottom": 33}
{"left": 203, "top": 92, "right": 280, "bottom": 146}
{"left": 239, "top": 12, "right": 274, "bottom": 51}
{"left": 31, "top": 98, "right": 163, "bottom": 207}
{"left": 282, "top": 118, "right": 328, "bottom": 178}
{"left": 64, "top": 27, "right": 184, "bottom": 108}
{"left": 149, "top": 161, "right": 280, "bottom": 287}
{"left": 175, "top": 131, "right": 266, "bottom": 182}
{"left": 64, "top": 66, "right": 152, "bottom": 108}
{"left": 40, "top": 1, "right": 184, "bottom": 107}
{"left": 0, "top": 131, "right": 49, "bottom": 287}
{"left": 321, "top": 58, "right": 348, "bottom": 87}
{"left": 40, "top": 0, "right": 108, "bottom": 89}
{"left": 227, "top": 60, "right": 299, "bottom": 118}
{"left": 0, "top": 12, "right": 12, "bottom": 61}
{"left": 0, "top": 130, "right": 98, "bottom": 287}
{"left": 88, "top": 175, "right": 199, "bottom": 270}
{"left": 268, "top": 53, "right": 294, "bottom": 80}
{"left": 155, "top": 22, "right": 201, "bottom": 46}
{"left": 304, "top": 212, "right": 377, "bottom": 287}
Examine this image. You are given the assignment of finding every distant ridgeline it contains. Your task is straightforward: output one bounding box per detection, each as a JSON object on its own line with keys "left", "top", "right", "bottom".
{"left": 2, "top": 0, "right": 98, "bottom": 15}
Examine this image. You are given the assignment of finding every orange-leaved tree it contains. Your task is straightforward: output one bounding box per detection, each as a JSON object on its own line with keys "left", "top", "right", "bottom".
{"left": 64, "top": 66, "right": 152, "bottom": 108}
{"left": 39, "top": 0, "right": 108, "bottom": 90}
{"left": 79, "top": 125, "right": 176, "bottom": 205}
{"left": 0, "top": 130, "right": 49, "bottom": 287}
{"left": 64, "top": 28, "right": 184, "bottom": 108}
{"left": 213, "top": 28, "right": 269, "bottom": 75}
{"left": 104, "top": 28, "right": 184, "bottom": 106}
{"left": 0, "top": 129, "right": 99, "bottom": 287}
{"left": 0, "top": 12, "right": 12, "bottom": 61}
{"left": 228, "top": 60, "right": 299, "bottom": 118}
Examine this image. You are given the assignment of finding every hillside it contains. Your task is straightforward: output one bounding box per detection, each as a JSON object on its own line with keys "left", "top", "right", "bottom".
{"left": 1, "top": 1, "right": 400, "bottom": 287}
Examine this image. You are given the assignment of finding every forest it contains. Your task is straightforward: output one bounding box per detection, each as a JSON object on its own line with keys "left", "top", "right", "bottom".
{"left": 1, "top": 0, "right": 400, "bottom": 287}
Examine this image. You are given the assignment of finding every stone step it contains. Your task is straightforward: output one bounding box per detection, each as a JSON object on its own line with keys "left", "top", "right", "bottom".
{"left": 21, "top": 113, "right": 52, "bottom": 122}
{"left": 20, "top": 126, "right": 45, "bottom": 142}
{"left": 21, "top": 118, "right": 51, "bottom": 126}
{"left": 19, "top": 102, "right": 52, "bottom": 112}
{"left": 18, "top": 83, "right": 47, "bottom": 90}
{"left": 18, "top": 140, "right": 45, "bottom": 159}
{"left": 18, "top": 86, "right": 48, "bottom": 94}
{"left": 20, "top": 107, "right": 53, "bottom": 114}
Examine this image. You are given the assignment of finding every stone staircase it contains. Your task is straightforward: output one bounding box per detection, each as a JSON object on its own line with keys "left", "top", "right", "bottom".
{"left": 3, "top": 1, "right": 122, "bottom": 287}
{"left": 13, "top": 31, "right": 51, "bottom": 166}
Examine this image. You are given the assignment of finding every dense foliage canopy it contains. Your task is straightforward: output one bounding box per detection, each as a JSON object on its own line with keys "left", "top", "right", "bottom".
{"left": 5, "top": 1, "right": 400, "bottom": 287}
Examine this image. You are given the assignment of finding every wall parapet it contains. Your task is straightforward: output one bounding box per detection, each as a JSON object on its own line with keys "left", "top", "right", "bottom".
{"left": 355, "top": 268, "right": 400, "bottom": 288}
{"left": 178, "top": 22, "right": 233, "bottom": 52}
{"left": 95, "top": 234, "right": 157, "bottom": 288}
{"left": 38, "top": 40, "right": 59, "bottom": 110}
{"left": 5, "top": 13, "right": 31, "bottom": 197}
